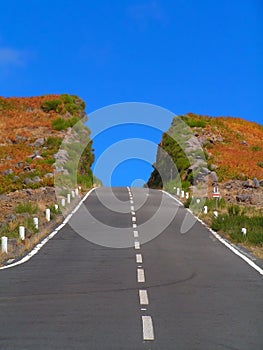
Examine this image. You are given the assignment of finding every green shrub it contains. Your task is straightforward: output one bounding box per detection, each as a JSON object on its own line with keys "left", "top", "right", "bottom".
{"left": 257, "top": 162, "right": 263, "bottom": 168}
{"left": 51, "top": 116, "right": 80, "bottom": 131}
{"left": 15, "top": 202, "right": 38, "bottom": 214}
{"left": 41, "top": 99, "right": 61, "bottom": 112}
{"left": 251, "top": 145, "right": 262, "bottom": 152}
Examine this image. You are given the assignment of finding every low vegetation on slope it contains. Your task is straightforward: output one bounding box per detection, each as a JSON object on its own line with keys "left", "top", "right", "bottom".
{"left": 0, "top": 94, "right": 94, "bottom": 194}
{"left": 0, "top": 94, "right": 97, "bottom": 263}
{"left": 148, "top": 113, "right": 263, "bottom": 253}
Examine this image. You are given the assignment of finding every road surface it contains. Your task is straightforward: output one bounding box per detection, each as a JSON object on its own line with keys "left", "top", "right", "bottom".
{"left": 0, "top": 187, "right": 262, "bottom": 349}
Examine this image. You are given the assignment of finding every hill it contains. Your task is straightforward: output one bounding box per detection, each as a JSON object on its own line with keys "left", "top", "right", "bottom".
{"left": 148, "top": 113, "right": 263, "bottom": 195}
{"left": 147, "top": 113, "right": 263, "bottom": 255}
{"left": 0, "top": 94, "right": 95, "bottom": 263}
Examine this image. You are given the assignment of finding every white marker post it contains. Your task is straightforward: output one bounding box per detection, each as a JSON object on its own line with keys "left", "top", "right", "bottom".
{"left": 33, "top": 217, "right": 39, "bottom": 229}
{"left": 67, "top": 194, "right": 71, "bottom": 204}
{"left": 19, "top": 226, "right": 25, "bottom": 240}
{"left": 213, "top": 211, "right": 218, "bottom": 218}
{"left": 176, "top": 188, "right": 180, "bottom": 196}
{"left": 1, "top": 236, "right": 8, "bottom": 253}
{"left": 75, "top": 188, "right": 79, "bottom": 196}
{"left": 204, "top": 206, "right": 208, "bottom": 214}
{"left": 241, "top": 228, "right": 247, "bottom": 236}
{"left": 181, "top": 190, "right": 185, "bottom": 198}
{"left": 186, "top": 192, "right": 189, "bottom": 199}
{"left": 61, "top": 198, "right": 66, "bottom": 207}
{"left": 71, "top": 190, "right": 75, "bottom": 198}
{"left": 54, "top": 204, "right": 58, "bottom": 211}
{"left": 46, "top": 208, "right": 51, "bottom": 222}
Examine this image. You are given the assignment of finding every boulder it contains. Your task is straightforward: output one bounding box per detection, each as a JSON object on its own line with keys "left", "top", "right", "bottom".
{"left": 210, "top": 171, "right": 218, "bottom": 183}
{"left": 210, "top": 164, "right": 218, "bottom": 170}
{"left": 1, "top": 169, "right": 13, "bottom": 175}
{"left": 6, "top": 214, "right": 17, "bottom": 222}
{"left": 15, "top": 162, "right": 24, "bottom": 169}
{"left": 236, "top": 194, "right": 251, "bottom": 203}
{"left": 31, "top": 138, "right": 45, "bottom": 147}
{"left": 44, "top": 173, "right": 54, "bottom": 178}
{"left": 32, "top": 176, "right": 41, "bottom": 183}
{"left": 243, "top": 179, "right": 254, "bottom": 188}
{"left": 23, "top": 177, "right": 34, "bottom": 185}
{"left": 240, "top": 140, "right": 248, "bottom": 146}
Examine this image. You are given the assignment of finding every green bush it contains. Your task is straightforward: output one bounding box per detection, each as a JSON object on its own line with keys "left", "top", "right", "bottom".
{"left": 41, "top": 99, "right": 61, "bottom": 112}
{"left": 251, "top": 145, "right": 262, "bottom": 152}
{"left": 51, "top": 116, "right": 80, "bottom": 131}
{"left": 15, "top": 202, "right": 38, "bottom": 214}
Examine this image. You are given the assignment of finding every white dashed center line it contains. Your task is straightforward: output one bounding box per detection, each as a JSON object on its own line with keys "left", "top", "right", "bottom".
{"left": 134, "top": 241, "right": 140, "bottom": 250}
{"left": 142, "top": 316, "right": 155, "bottom": 341}
{"left": 139, "top": 290, "right": 149, "bottom": 305}
{"left": 137, "top": 268, "right": 145, "bottom": 283}
{"left": 136, "top": 254, "right": 143, "bottom": 263}
{"left": 127, "top": 187, "right": 155, "bottom": 344}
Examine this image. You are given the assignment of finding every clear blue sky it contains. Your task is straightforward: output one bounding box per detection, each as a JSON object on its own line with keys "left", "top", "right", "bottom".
{"left": 0, "top": 1, "right": 262, "bottom": 186}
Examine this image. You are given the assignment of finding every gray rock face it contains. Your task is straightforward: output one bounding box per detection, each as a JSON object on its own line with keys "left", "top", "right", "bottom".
{"left": 200, "top": 167, "right": 210, "bottom": 175}
{"left": 54, "top": 149, "right": 69, "bottom": 164}
{"left": 253, "top": 178, "right": 260, "bottom": 188}
{"left": 260, "top": 180, "right": 263, "bottom": 187}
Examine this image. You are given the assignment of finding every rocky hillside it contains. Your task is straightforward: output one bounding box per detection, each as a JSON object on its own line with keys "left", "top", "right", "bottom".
{"left": 148, "top": 113, "right": 263, "bottom": 206}
{"left": 0, "top": 94, "right": 94, "bottom": 255}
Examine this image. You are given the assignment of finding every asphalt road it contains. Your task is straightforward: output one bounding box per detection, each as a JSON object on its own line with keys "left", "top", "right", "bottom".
{"left": 0, "top": 187, "right": 262, "bottom": 350}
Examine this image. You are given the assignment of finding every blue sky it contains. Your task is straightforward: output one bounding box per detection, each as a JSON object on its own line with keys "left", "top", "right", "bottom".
{"left": 0, "top": 1, "right": 262, "bottom": 186}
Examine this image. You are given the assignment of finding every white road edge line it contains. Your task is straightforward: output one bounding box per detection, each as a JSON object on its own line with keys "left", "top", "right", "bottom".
{"left": 142, "top": 316, "right": 155, "bottom": 341}
{"left": 137, "top": 268, "right": 145, "bottom": 282}
{"left": 0, "top": 187, "right": 96, "bottom": 270}
{"left": 162, "top": 190, "right": 263, "bottom": 277}
{"left": 139, "top": 290, "right": 149, "bottom": 305}
{"left": 161, "top": 190, "right": 183, "bottom": 206}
